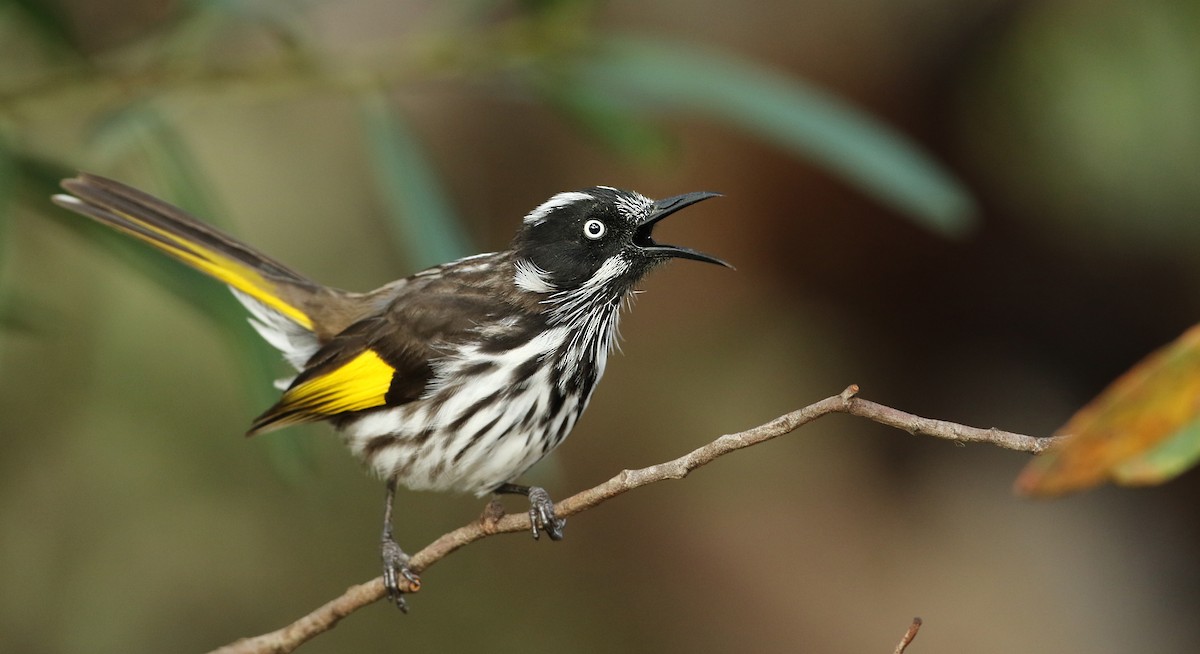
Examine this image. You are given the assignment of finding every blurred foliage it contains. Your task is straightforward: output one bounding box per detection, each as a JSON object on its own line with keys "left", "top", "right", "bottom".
{"left": 0, "top": 0, "right": 975, "bottom": 416}
{"left": 962, "top": 0, "right": 1200, "bottom": 257}
{"left": 571, "top": 36, "right": 977, "bottom": 235}
{"left": 1017, "top": 324, "right": 1200, "bottom": 497}
{"left": 15, "top": 152, "right": 276, "bottom": 397}
{"left": 0, "top": 0, "right": 974, "bottom": 237}
{"left": 0, "top": 0, "right": 979, "bottom": 645}
{"left": 0, "top": 133, "right": 19, "bottom": 331}
{"left": 963, "top": 0, "right": 1200, "bottom": 498}
{"left": 357, "top": 90, "right": 473, "bottom": 268}
{"left": 5, "top": 1, "right": 1200, "bottom": 652}
{"left": 5, "top": 0, "right": 83, "bottom": 56}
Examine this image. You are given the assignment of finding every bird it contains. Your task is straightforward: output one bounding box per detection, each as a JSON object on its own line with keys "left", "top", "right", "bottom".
{"left": 51, "top": 173, "right": 729, "bottom": 610}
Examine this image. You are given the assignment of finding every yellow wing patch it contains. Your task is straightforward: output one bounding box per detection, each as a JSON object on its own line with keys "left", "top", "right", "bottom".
{"left": 248, "top": 348, "right": 396, "bottom": 435}
{"left": 108, "top": 207, "right": 314, "bottom": 330}
{"left": 280, "top": 349, "right": 395, "bottom": 415}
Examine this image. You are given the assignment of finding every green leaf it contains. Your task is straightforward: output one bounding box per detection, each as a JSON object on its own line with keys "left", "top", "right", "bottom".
{"left": 574, "top": 36, "right": 979, "bottom": 236}
{"left": 357, "top": 90, "right": 473, "bottom": 269}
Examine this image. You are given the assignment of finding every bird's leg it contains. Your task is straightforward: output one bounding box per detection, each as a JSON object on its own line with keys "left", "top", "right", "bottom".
{"left": 494, "top": 483, "right": 566, "bottom": 541}
{"left": 381, "top": 479, "right": 420, "bottom": 612}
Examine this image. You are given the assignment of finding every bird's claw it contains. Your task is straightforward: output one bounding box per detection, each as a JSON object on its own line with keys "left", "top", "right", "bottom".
{"left": 381, "top": 537, "right": 420, "bottom": 612}
{"left": 527, "top": 486, "right": 566, "bottom": 541}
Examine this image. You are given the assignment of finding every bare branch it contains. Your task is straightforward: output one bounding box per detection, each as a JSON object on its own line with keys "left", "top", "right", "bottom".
{"left": 211, "top": 386, "right": 1056, "bottom": 654}
{"left": 893, "top": 617, "right": 923, "bottom": 654}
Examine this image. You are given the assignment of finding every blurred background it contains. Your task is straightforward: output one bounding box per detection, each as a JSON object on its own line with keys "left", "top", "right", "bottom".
{"left": 3, "top": 0, "right": 1200, "bottom": 651}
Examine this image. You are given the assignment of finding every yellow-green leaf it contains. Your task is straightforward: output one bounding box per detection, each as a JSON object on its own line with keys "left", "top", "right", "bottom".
{"left": 1111, "top": 417, "right": 1200, "bottom": 485}
{"left": 1016, "top": 323, "right": 1200, "bottom": 497}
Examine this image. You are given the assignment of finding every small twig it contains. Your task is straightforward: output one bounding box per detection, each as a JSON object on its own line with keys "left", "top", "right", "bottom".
{"left": 211, "top": 386, "right": 1056, "bottom": 653}
{"left": 893, "top": 617, "right": 923, "bottom": 654}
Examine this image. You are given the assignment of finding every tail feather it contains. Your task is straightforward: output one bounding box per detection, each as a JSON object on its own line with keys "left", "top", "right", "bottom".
{"left": 231, "top": 287, "right": 321, "bottom": 371}
{"left": 53, "top": 173, "right": 320, "bottom": 331}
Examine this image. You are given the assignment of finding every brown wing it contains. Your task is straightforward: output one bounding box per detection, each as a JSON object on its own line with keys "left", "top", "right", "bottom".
{"left": 247, "top": 270, "right": 542, "bottom": 435}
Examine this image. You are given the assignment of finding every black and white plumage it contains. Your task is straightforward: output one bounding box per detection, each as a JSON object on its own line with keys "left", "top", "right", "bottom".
{"left": 52, "top": 176, "right": 728, "bottom": 609}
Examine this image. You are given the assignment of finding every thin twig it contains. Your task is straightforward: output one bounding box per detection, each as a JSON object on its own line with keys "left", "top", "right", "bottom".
{"left": 893, "top": 617, "right": 923, "bottom": 654}
{"left": 211, "top": 386, "right": 1056, "bottom": 653}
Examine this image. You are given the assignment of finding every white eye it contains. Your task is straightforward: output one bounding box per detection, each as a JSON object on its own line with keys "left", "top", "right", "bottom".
{"left": 583, "top": 219, "right": 606, "bottom": 240}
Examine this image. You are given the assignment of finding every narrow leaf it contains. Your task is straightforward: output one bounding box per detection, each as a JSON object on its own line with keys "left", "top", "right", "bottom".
{"left": 358, "top": 91, "right": 472, "bottom": 269}
{"left": 575, "top": 36, "right": 978, "bottom": 236}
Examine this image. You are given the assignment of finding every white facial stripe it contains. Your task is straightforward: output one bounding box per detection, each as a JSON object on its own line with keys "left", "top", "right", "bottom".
{"left": 614, "top": 191, "right": 652, "bottom": 223}
{"left": 583, "top": 255, "right": 628, "bottom": 289}
{"left": 523, "top": 191, "right": 593, "bottom": 226}
{"left": 514, "top": 258, "right": 556, "bottom": 294}
{"left": 540, "top": 253, "right": 631, "bottom": 335}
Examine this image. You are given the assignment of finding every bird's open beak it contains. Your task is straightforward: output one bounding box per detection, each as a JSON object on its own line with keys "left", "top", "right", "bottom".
{"left": 634, "top": 191, "right": 732, "bottom": 268}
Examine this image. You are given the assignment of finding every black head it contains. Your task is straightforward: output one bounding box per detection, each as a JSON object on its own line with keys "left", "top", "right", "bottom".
{"left": 511, "top": 186, "right": 729, "bottom": 294}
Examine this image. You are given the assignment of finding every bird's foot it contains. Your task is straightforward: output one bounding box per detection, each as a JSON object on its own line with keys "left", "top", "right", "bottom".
{"left": 527, "top": 486, "right": 566, "bottom": 541}
{"left": 381, "top": 537, "right": 420, "bottom": 612}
